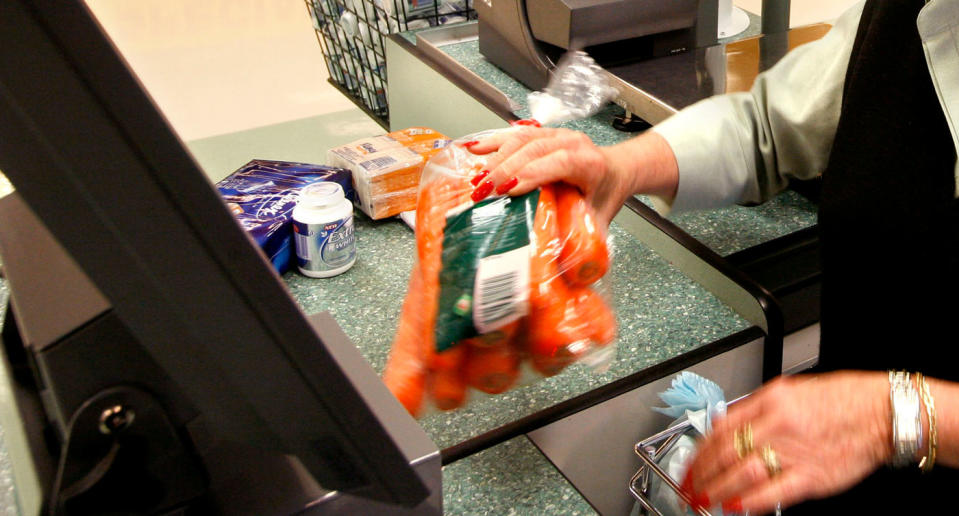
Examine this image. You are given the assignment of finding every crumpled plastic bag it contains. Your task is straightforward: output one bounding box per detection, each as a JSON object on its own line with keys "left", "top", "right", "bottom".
{"left": 527, "top": 50, "right": 617, "bottom": 126}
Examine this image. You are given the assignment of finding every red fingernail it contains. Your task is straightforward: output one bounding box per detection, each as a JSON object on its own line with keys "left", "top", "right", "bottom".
{"left": 510, "top": 118, "right": 541, "bottom": 127}
{"left": 495, "top": 176, "right": 518, "bottom": 195}
{"left": 680, "top": 471, "right": 693, "bottom": 497}
{"left": 470, "top": 170, "right": 490, "bottom": 186}
{"left": 471, "top": 180, "right": 494, "bottom": 202}
{"left": 691, "top": 492, "right": 711, "bottom": 511}
{"left": 722, "top": 497, "right": 743, "bottom": 513}
{"left": 461, "top": 140, "right": 479, "bottom": 148}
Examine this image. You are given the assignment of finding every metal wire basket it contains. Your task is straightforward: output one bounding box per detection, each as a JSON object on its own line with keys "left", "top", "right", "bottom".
{"left": 304, "top": 0, "right": 475, "bottom": 128}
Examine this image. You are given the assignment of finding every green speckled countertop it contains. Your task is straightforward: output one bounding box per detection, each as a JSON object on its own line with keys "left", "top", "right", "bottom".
{"left": 405, "top": 24, "right": 819, "bottom": 257}
{"left": 442, "top": 436, "right": 595, "bottom": 515}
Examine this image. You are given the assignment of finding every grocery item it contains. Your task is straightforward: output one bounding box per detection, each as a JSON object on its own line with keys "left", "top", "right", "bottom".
{"left": 216, "top": 159, "right": 354, "bottom": 274}
{"left": 292, "top": 182, "right": 357, "bottom": 278}
{"left": 327, "top": 127, "right": 450, "bottom": 220}
{"left": 382, "top": 131, "right": 616, "bottom": 417}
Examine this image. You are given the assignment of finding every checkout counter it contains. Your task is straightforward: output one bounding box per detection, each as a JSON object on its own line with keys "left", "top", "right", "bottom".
{"left": 0, "top": 1, "right": 826, "bottom": 515}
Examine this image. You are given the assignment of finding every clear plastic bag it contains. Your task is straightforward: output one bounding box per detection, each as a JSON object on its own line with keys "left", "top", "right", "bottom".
{"left": 528, "top": 50, "right": 617, "bottom": 126}
{"left": 382, "top": 129, "right": 617, "bottom": 416}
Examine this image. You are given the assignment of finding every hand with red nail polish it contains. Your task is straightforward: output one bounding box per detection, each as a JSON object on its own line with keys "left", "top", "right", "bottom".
{"left": 456, "top": 127, "right": 678, "bottom": 229}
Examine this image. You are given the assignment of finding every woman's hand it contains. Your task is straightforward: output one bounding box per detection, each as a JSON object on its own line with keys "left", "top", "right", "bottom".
{"left": 683, "top": 372, "right": 892, "bottom": 515}
{"left": 465, "top": 126, "right": 679, "bottom": 227}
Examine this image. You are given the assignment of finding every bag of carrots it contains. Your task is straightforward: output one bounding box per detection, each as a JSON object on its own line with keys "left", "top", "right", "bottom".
{"left": 382, "top": 129, "right": 618, "bottom": 417}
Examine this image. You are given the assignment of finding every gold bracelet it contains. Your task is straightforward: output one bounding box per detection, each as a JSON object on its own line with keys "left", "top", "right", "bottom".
{"left": 916, "top": 372, "right": 938, "bottom": 473}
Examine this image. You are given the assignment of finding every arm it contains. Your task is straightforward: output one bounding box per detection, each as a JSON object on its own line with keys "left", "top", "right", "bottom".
{"left": 469, "top": 4, "right": 866, "bottom": 218}
{"left": 653, "top": 0, "right": 866, "bottom": 212}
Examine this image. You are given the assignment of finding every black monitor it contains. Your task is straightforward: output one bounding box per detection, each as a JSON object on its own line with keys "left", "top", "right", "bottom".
{"left": 0, "top": 0, "right": 439, "bottom": 514}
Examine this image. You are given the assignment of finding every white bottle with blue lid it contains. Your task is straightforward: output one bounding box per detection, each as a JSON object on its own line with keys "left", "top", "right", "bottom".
{"left": 292, "top": 182, "right": 356, "bottom": 278}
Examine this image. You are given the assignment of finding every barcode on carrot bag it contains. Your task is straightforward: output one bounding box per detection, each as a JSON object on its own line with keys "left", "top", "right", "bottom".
{"left": 473, "top": 246, "right": 530, "bottom": 333}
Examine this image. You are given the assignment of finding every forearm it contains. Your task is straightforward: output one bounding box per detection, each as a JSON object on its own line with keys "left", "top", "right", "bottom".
{"left": 601, "top": 130, "right": 679, "bottom": 201}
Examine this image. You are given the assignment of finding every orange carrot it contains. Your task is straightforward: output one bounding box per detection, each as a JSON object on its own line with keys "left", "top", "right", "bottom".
{"left": 382, "top": 179, "right": 454, "bottom": 414}
{"left": 428, "top": 346, "right": 469, "bottom": 411}
{"left": 525, "top": 185, "right": 595, "bottom": 376}
{"left": 463, "top": 342, "right": 521, "bottom": 394}
{"left": 382, "top": 268, "right": 429, "bottom": 416}
{"left": 470, "top": 320, "right": 521, "bottom": 348}
{"left": 384, "top": 174, "right": 473, "bottom": 416}
{"left": 554, "top": 183, "right": 609, "bottom": 286}
{"left": 577, "top": 287, "right": 617, "bottom": 346}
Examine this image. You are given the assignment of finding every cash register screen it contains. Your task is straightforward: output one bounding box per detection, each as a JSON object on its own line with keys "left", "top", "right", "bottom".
{"left": 0, "top": 0, "right": 426, "bottom": 511}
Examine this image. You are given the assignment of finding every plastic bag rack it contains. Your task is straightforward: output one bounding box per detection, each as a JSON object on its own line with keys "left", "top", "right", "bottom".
{"left": 629, "top": 419, "right": 711, "bottom": 516}
{"left": 304, "top": 0, "right": 475, "bottom": 128}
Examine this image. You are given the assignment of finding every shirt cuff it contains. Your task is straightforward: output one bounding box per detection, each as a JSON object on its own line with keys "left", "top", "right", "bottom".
{"left": 651, "top": 96, "right": 754, "bottom": 214}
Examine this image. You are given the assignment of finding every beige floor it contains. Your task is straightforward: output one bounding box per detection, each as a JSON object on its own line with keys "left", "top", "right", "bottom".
{"left": 84, "top": 0, "right": 382, "bottom": 143}
{"left": 84, "top": 0, "right": 862, "bottom": 148}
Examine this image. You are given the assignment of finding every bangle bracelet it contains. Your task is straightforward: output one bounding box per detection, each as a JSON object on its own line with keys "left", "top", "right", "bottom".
{"left": 889, "top": 370, "right": 922, "bottom": 468}
{"left": 916, "top": 372, "right": 938, "bottom": 473}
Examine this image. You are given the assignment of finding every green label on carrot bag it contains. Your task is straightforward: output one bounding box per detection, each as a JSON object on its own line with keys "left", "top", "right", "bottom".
{"left": 434, "top": 190, "right": 539, "bottom": 352}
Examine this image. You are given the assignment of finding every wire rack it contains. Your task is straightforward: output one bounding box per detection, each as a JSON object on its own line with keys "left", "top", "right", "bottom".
{"left": 305, "top": 0, "right": 475, "bottom": 128}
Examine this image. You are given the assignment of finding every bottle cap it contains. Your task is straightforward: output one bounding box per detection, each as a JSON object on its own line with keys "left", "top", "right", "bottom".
{"left": 299, "top": 182, "right": 344, "bottom": 207}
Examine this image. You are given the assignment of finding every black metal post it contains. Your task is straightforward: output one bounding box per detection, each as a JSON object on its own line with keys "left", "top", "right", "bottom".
{"left": 761, "top": 0, "right": 791, "bottom": 34}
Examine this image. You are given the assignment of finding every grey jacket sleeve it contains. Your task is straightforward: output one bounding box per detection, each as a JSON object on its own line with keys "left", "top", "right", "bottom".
{"left": 650, "top": 1, "right": 866, "bottom": 213}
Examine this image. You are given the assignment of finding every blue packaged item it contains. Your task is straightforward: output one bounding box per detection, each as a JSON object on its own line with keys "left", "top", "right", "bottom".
{"left": 216, "top": 159, "right": 354, "bottom": 274}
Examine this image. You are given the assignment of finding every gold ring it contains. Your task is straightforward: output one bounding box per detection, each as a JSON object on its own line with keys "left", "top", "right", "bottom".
{"left": 760, "top": 444, "right": 782, "bottom": 477}
{"left": 733, "top": 423, "right": 753, "bottom": 459}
